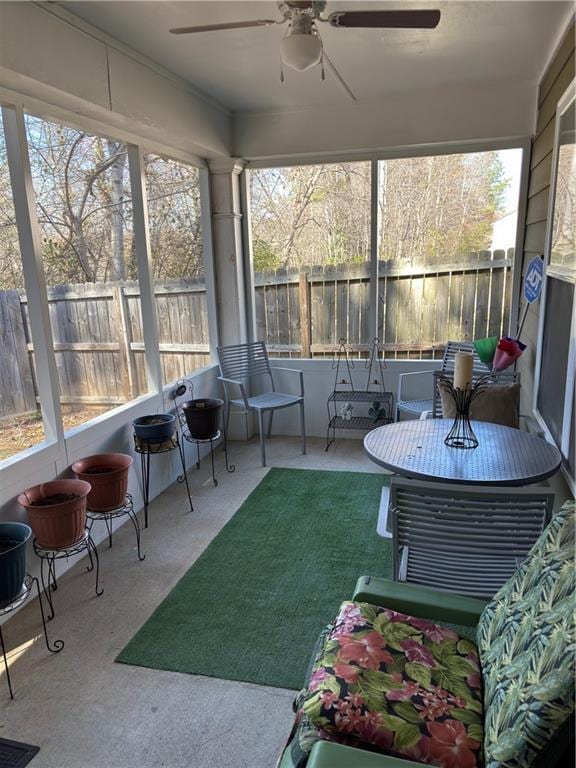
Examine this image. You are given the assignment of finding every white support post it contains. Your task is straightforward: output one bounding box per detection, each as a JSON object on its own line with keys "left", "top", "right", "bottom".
{"left": 127, "top": 144, "right": 163, "bottom": 395}
{"left": 199, "top": 168, "right": 220, "bottom": 357}
{"left": 2, "top": 104, "right": 64, "bottom": 446}
{"left": 370, "top": 159, "right": 381, "bottom": 344}
{"left": 208, "top": 158, "right": 248, "bottom": 347}
{"left": 240, "top": 168, "right": 257, "bottom": 345}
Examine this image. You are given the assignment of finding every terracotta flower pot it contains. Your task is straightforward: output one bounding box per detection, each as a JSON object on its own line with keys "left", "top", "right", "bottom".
{"left": 18, "top": 479, "right": 91, "bottom": 549}
{"left": 0, "top": 522, "right": 31, "bottom": 608}
{"left": 71, "top": 453, "right": 133, "bottom": 512}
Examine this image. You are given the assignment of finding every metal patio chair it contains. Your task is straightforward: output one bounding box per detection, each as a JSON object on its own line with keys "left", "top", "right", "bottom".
{"left": 217, "top": 341, "right": 306, "bottom": 467}
{"left": 386, "top": 477, "right": 554, "bottom": 599}
{"left": 396, "top": 340, "right": 487, "bottom": 420}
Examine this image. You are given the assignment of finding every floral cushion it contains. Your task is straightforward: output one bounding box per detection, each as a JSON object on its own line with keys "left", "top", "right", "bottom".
{"left": 477, "top": 500, "right": 575, "bottom": 768}
{"left": 299, "top": 600, "right": 484, "bottom": 768}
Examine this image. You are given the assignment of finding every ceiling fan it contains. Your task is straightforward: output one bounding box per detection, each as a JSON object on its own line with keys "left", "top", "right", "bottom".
{"left": 170, "top": 2, "right": 441, "bottom": 75}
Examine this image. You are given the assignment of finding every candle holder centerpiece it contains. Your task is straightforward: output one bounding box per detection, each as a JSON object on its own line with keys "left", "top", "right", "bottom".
{"left": 438, "top": 350, "right": 491, "bottom": 450}
{"left": 437, "top": 374, "right": 491, "bottom": 449}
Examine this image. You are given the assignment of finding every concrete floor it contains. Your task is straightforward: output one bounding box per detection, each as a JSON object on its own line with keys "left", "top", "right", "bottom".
{"left": 0, "top": 437, "right": 380, "bottom": 768}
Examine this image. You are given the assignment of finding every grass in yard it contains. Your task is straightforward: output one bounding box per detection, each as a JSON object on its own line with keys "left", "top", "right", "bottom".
{"left": 0, "top": 407, "right": 109, "bottom": 461}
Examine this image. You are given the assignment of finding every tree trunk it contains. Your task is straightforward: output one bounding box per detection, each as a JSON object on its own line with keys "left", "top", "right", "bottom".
{"left": 107, "top": 141, "right": 126, "bottom": 281}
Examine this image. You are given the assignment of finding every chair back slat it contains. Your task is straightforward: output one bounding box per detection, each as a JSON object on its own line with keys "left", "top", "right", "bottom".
{"left": 217, "top": 342, "right": 273, "bottom": 382}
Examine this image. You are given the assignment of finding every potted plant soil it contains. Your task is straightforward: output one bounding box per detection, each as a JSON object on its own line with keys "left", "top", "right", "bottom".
{"left": 133, "top": 413, "right": 176, "bottom": 442}
{"left": 182, "top": 398, "right": 224, "bottom": 440}
{"left": 18, "top": 479, "right": 91, "bottom": 549}
{"left": 71, "top": 453, "right": 133, "bottom": 512}
{"left": 0, "top": 522, "right": 32, "bottom": 607}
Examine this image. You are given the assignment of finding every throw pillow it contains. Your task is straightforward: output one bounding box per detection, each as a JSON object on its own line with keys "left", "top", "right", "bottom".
{"left": 437, "top": 380, "right": 520, "bottom": 429}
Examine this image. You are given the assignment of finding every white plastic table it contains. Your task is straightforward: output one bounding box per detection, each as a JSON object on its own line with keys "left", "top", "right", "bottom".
{"left": 364, "top": 419, "right": 562, "bottom": 487}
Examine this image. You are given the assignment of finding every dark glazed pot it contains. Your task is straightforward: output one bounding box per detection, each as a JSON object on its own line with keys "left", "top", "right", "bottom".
{"left": 182, "top": 398, "right": 223, "bottom": 440}
{"left": 71, "top": 453, "right": 133, "bottom": 511}
{"left": 0, "top": 522, "right": 31, "bottom": 608}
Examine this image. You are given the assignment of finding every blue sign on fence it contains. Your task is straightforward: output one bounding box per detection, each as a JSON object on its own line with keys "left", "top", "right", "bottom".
{"left": 524, "top": 256, "right": 544, "bottom": 303}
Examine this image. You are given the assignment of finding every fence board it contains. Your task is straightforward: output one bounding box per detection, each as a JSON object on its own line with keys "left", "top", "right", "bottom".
{"left": 0, "top": 291, "right": 36, "bottom": 416}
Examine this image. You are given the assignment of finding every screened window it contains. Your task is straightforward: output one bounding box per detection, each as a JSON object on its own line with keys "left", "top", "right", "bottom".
{"left": 536, "top": 86, "right": 575, "bottom": 487}
{"left": 249, "top": 162, "right": 371, "bottom": 357}
{"left": 377, "top": 149, "right": 523, "bottom": 357}
{"left": 0, "top": 111, "right": 47, "bottom": 461}
{"left": 248, "top": 150, "right": 523, "bottom": 360}
{"left": 25, "top": 115, "right": 150, "bottom": 431}
{"left": 144, "top": 153, "right": 209, "bottom": 384}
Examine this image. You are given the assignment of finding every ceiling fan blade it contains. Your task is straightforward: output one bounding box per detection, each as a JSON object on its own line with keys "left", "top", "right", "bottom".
{"left": 170, "top": 20, "right": 277, "bottom": 35}
{"left": 328, "top": 9, "right": 441, "bottom": 29}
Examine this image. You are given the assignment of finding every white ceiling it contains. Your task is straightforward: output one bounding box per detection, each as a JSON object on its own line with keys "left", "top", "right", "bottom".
{"left": 62, "top": 1, "right": 572, "bottom": 112}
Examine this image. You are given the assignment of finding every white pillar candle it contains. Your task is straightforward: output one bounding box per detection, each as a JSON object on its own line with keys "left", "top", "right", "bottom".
{"left": 453, "top": 352, "right": 474, "bottom": 390}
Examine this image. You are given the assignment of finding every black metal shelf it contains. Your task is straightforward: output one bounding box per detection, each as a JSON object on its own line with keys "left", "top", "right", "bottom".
{"left": 328, "top": 391, "right": 393, "bottom": 404}
{"left": 325, "top": 339, "right": 393, "bottom": 451}
{"left": 328, "top": 415, "right": 391, "bottom": 431}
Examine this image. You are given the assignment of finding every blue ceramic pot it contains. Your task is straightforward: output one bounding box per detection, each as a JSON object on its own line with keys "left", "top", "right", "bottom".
{"left": 0, "top": 522, "right": 31, "bottom": 608}
{"left": 133, "top": 413, "right": 176, "bottom": 442}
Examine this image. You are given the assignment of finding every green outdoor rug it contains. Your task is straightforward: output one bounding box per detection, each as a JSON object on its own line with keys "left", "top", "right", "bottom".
{"left": 117, "top": 467, "right": 391, "bottom": 690}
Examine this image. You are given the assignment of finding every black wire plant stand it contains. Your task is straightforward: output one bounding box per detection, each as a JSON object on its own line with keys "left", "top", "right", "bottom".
{"left": 134, "top": 430, "right": 194, "bottom": 526}
{"left": 326, "top": 338, "right": 393, "bottom": 450}
{"left": 0, "top": 574, "right": 64, "bottom": 699}
{"left": 33, "top": 532, "right": 103, "bottom": 621}
{"left": 172, "top": 378, "right": 235, "bottom": 487}
{"left": 86, "top": 493, "right": 145, "bottom": 562}
{"left": 436, "top": 373, "right": 492, "bottom": 449}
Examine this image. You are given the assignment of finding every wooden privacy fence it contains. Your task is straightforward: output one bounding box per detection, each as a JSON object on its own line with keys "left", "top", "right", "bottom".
{"left": 254, "top": 249, "right": 513, "bottom": 358}
{"left": 0, "top": 250, "right": 513, "bottom": 418}
{"left": 0, "top": 278, "right": 210, "bottom": 418}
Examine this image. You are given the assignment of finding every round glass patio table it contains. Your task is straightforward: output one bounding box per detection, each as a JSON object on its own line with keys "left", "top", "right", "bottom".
{"left": 364, "top": 419, "right": 562, "bottom": 486}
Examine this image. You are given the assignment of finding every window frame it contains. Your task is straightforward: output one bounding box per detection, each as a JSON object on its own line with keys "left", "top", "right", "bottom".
{"left": 532, "top": 79, "right": 576, "bottom": 493}
{"left": 242, "top": 137, "right": 531, "bottom": 353}
{"left": 0, "top": 99, "right": 218, "bottom": 480}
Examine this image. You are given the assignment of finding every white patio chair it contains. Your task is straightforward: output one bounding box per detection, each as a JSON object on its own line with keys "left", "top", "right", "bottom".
{"left": 217, "top": 341, "right": 306, "bottom": 467}
{"left": 383, "top": 477, "right": 554, "bottom": 599}
{"left": 396, "top": 340, "right": 488, "bottom": 420}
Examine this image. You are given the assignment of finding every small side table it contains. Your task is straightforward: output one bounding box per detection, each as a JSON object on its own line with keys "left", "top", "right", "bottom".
{"left": 134, "top": 432, "right": 194, "bottom": 527}
{"left": 86, "top": 494, "right": 145, "bottom": 562}
{"left": 33, "top": 532, "right": 103, "bottom": 620}
{"left": 0, "top": 574, "right": 64, "bottom": 699}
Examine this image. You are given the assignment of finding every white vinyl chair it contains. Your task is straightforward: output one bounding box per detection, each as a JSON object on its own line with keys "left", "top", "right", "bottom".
{"left": 383, "top": 477, "right": 554, "bottom": 599}
{"left": 217, "top": 341, "right": 306, "bottom": 467}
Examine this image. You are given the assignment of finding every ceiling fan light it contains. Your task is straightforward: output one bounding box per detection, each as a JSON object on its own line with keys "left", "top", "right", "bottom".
{"left": 280, "top": 33, "right": 322, "bottom": 71}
